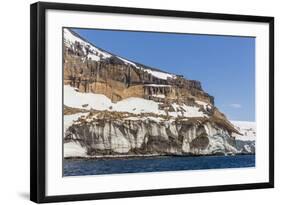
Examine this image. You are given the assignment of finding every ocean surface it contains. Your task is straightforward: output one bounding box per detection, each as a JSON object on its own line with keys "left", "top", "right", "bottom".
{"left": 64, "top": 155, "right": 255, "bottom": 176}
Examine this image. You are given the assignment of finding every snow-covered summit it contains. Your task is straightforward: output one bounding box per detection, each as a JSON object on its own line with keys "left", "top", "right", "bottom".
{"left": 64, "top": 28, "right": 176, "bottom": 80}
{"left": 64, "top": 28, "right": 112, "bottom": 61}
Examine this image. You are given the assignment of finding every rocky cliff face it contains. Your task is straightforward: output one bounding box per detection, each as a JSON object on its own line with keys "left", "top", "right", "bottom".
{"left": 64, "top": 29, "right": 213, "bottom": 104}
{"left": 63, "top": 28, "right": 255, "bottom": 158}
{"left": 65, "top": 111, "right": 238, "bottom": 156}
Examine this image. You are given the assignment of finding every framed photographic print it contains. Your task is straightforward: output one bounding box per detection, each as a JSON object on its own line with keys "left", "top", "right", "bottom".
{"left": 30, "top": 1, "right": 274, "bottom": 203}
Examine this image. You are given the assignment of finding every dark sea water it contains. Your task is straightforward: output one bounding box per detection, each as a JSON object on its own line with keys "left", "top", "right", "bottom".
{"left": 64, "top": 155, "right": 255, "bottom": 176}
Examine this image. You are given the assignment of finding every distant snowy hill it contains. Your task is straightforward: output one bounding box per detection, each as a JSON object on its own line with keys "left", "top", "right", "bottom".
{"left": 231, "top": 121, "right": 256, "bottom": 153}
{"left": 231, "top": 121, "right": 256, "bottom": 141}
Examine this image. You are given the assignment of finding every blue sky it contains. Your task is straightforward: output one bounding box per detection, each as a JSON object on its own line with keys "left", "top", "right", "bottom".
{"left": 73, "top": 28, "right": 255, "bottom": 121}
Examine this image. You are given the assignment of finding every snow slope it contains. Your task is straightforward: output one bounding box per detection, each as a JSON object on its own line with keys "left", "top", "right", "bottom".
{"left": 64, "top": 85, "right": 206, "bottom": 118}
{"left": 64, "top": 28, "right": 112, "bottom": 61}
{"left": 64, "top": 28, "right": 176, "bottom": 80}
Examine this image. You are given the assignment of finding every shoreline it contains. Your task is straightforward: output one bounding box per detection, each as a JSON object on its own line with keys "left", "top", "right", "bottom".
{"left": 64, "top": 153, "right": 255, "bottom": 161}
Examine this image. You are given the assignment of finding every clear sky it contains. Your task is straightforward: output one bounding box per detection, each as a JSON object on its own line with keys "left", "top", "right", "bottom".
{"left": 73, "top": 28, "right": 255, "bottom": 121}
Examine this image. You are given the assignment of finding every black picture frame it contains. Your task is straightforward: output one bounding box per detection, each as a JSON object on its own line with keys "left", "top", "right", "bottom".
{"left": 30, "top": 1, "right": 274, "bottom": 203}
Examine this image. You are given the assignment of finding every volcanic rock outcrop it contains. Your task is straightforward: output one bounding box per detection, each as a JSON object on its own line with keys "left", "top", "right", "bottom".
{"left": 63, "top": 28, "right": 255, "bottom": 158}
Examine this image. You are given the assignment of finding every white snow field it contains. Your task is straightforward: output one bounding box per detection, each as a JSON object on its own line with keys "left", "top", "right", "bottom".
{"left": 64, "top": 85, "right": 206, "bottom": 118}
